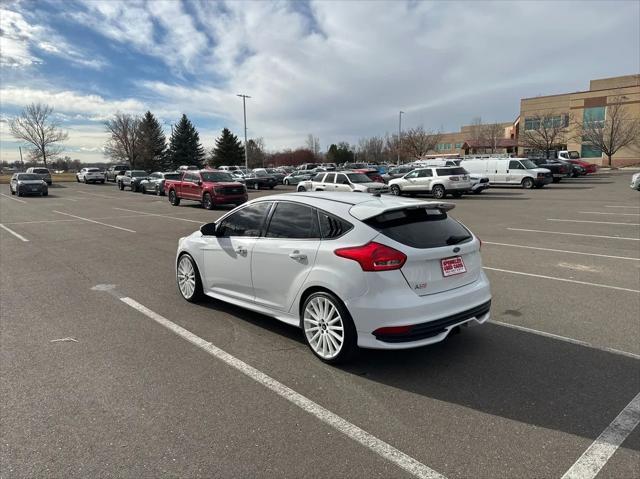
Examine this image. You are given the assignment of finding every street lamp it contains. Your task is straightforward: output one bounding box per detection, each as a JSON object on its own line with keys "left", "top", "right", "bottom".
{"left": 237, "top": 94, "right": 251, "bottom": 171}
{"left": 398, "top": 110, "right": 404, "bottom": 165}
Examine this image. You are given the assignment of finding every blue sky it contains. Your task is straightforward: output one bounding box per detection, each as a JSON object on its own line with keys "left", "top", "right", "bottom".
{"left": 1, "top": 0, "right": 639, "bottom": 163}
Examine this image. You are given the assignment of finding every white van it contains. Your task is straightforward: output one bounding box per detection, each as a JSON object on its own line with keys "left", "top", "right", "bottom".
{"left": 460, "top": 158, "right": 552, "bottom": 189}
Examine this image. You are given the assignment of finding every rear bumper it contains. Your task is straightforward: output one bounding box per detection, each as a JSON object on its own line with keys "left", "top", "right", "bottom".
{"left": 347, "top": 270, "right": 492, "bottom": 350}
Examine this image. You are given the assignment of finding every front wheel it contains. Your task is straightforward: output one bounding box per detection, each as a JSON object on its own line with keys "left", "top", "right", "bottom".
{"left": 42, "top": 189, "right": 48, "bottom": 197}
{"left": 521, "top": 177, "right": 534, "bottom": 189}
{"left": 131, "top": 183, "right": 137, "bottom": 192}
{"left": 202, "top": 192, "right": 214, "bottom": 210}
{"left": 284, "top": 179, "right": 289, "bottom": 185}
{"left": 169, "top": 190, "right": 180, "bottom": 206}
{"left": 176, "top": 254, "right": 203, "bottom": 302}
{"left": 302, "top": 291, "right": 357, "bottom": 364}
{"left": 83, "top": 177, "right": 87, "bottom": 184}
{"left": 76, "top": 176, "right": 80, "bottom": 183}
{"left": 118, "top": 182, "right": 124, "bottom": 190}
{"left": 297, "top": 186, "right": 306, "bottom": 192}
{"left": 432, "top": 184, "right": 446, "bottom": 199}
{"left": 16, "top": 187, "right": 22, "bottom": 197}
{"left": 253, "top": 183, "right": 259, "bottom": 190}
{"left": 141, "top": 186, "right": 146, "bottom": 194}
{"left": 156, "top": 185, "right": 162, "bottom": 196}
{"left": 390, "top": 185, "right": 402, "bottom": 196}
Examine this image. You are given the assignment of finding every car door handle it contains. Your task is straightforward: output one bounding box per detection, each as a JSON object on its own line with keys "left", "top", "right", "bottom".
{"left": 289, "top": 251, "right": 307, "bottom": 261}
{"left": 235, "top": 246, "right": 248, "bottom": 256}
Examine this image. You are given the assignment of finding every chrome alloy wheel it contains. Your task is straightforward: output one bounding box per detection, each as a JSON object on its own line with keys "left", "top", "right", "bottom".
{"left": 303, "top": 296, "right": 345, "bottom": 359}
{"left": 177, "top": 256, "right": 196, "bottom": 299}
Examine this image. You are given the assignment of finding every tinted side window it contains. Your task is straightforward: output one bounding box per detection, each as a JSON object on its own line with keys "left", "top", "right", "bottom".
{"left": 324, "top": 173, "right": 336, "bottom": 183}
{"left": 218, "top": 202, "right": 271, "bottom": 237}
{"left": 509, "top": 160, "right": 523, "bottom": 170}
{"left": 417, "top": 169, "right": 432, "bottom": 178}
{"left": 318, "top": 211, "right": 353, "bottom": 239}
{"left": 266, "top": 203, "right": 319, "bottom": 239}
{"left": 312, "top": 173, "right": 324, "bottom": 181}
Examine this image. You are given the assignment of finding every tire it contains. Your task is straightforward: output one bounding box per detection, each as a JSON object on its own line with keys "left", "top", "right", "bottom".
{"left": 76, "top": 176, "right": 80, "bottom": 183}
{"left": 297, "top": 186, "right": 306, "bottom": 192}
{"left": 301, "top": 291, "right": 357, "bottom": 364}
{"left": 169, "top": 190, "right": 180, "bottom": 206}
{"left": 202, "top": 192, "right": 214, "bottom": 210}
{"left": 141, "top": 186, "right": 147, "bottom": 194}
{"left": 118, "top": 182, "right": 124, "bottom": 190}
{"left": 83, "top": 177, "right": 87, "bottom": 184}
{"left": 390, "top": 184, "right": 402, "bottom": 196}
{"left": 521, "top": 177, "right": 534, "bottom": 189}
{"left": 284, "top": 179, "right": 290, "bottom": 185}
{"left": 452, "top": 192, "right": 462, "bottom": 198}
{"left": 42, "top": 189, "right": 48, "bottom": 197}
{"left": 131, "top": 183, "right": 137, "bottom": 192}
{"left": 176, "top": 254, "right": 204, "bottom": 303}
{"left": 432, "top": 184, "right": 445, "bottom": 199}
{"left": 100, "top": 180, "right": 105, "bottom": 184}
{"left": 552, "top": 177, "right": 561, "bottom": 183}
{"left": 156, "top": 185, "right": 162, "bottom": 196}
{"left": 253, "top": 183, "right": 259, "bottom": 190}
{"left": 10, "top": 187, "right": 15, "bottom": 195}
{"left": 16, "top": 187, "right": 22, "bottom": 197}
{"left": 269, "top": 185, "right": 274, "bottom": 189}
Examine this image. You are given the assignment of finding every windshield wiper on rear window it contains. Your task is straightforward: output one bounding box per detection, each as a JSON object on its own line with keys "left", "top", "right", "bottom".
{"left": 446, "top": 234, "right": 471, "bottom": 245}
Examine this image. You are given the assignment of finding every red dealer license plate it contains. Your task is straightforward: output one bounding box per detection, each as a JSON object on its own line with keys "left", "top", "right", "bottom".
{"left": 441, "top": 256, "right": 466, "bottom": 277}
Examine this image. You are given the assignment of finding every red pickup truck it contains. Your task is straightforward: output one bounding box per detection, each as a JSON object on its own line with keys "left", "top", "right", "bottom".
{"left": 165, "top": 170, "right": 248, "bottom": 209}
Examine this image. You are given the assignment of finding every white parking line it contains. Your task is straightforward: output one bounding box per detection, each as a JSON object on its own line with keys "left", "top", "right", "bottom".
{"left": 605, "top": 205, "right": 640, "bottom": 209}
{"left": 580, "top": 211, "right": 640, "bottom": 217}
{"left": 483, "top": 242, "right": 640, "bottom": 261}
{"left": 491, "top": 321, "right": 640, "bottom": 360}
{"left": 119, "top": 296, "right": 445, "bottom": 479}
{"left": 0, "top": 193, "right": 26, "bottom": 204}
{"left": 0, "top": 223, "right": 29, "bottom": 242}
{"left": 561, "top": 392, "right": 640, "bottom": 479}
{"left": 548, "top": 219, "right": 640, "bottom": 226}
{"left": 113, "top": 207, "right": 204, "bottom": 224}
{"left": 507, "top": 228, "right": 640, "bottom": 241}
{"left": 4, "top": 214, "right": 155, "bottom": 226}
{"left": 483, "top": 267, "right": 640, "bottom": 293}
{"left": 75, "top": 190, "right": 119, "bottom": 199}
{"left": 52, "top": 210, "right": 136, "bottom": 233}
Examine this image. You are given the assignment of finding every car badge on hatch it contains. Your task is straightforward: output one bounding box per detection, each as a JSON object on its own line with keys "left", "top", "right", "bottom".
{"left": 453, "top": 247, "right": 461, "bottom": 253}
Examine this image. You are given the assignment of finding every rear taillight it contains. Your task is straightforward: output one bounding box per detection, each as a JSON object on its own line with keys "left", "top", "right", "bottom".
{"left": 334, "top": 242, "right": 406, "bottom": 271}
{"left": 373, "top": 325, "right": 412, "bottom": 336}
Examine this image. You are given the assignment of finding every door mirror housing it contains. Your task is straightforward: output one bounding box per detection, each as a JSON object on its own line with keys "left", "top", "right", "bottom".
{"left": 200, "top": 222, "right": 217, "bottom": 236}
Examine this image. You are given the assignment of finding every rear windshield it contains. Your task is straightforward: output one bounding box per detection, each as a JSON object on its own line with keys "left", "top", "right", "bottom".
{"left": 346, "top": 173, "right": 371, "bottom": 183}
{"left": 365, "top": 208, "right": 472, "bottom": 249}
{"left": 17, "top": 174, "right": 41, "bottom": 180}
{"left": 131, "top": 171, "right": 147, "bottom": 177}
{"left": 33, "top": 168, "right": 49, "bottom": 174}
{"left": 163, "top": 173, "right": 181, "bottom": 180}
{"left": 436, "top": 167, "right": 466, "bottom": 176}
{"left": 201, "top": 172, "right": 234, "bottom": 182}
{"left": 87, "top": 168, "right": 100, "bottom": 172}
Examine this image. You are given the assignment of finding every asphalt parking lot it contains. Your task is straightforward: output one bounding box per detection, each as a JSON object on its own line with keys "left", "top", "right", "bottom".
{"left": 1, "top": 172, "right": 639, "bottom": 478}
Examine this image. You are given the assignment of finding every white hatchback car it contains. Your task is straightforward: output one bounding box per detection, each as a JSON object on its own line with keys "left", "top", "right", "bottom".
{"left": 175, "top": 192, "right": 491, "bottom": 363}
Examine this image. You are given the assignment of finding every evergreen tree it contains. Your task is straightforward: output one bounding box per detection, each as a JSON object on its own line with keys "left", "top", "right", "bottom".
{"left": 137, "top": 111, "right": 166, "bottom": 171}
{"left": 209, "top": 128, "right": 245, "bottom": 167}
{"left": 167, "top": 114, "right": 205, "bottom": 169}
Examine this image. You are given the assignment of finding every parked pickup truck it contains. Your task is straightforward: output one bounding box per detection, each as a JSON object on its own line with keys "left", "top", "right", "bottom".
{"left": 297, "top": 171, "right": 388, "bottom": 193}
{"left": 116, "top": 170, "right": 150, "bottom": 191}
{"left": 105, "top": 164, "right": 130, "bottom": 182}
{"left": 529, "top": 158, "right": 570, "bottom": 183}
{"left": 165, "top": 170, "right": 248, "bottom": 209}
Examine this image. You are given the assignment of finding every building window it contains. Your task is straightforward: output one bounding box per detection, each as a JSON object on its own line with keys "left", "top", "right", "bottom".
{"left": 455, "top": 143, "right": 462, "bottom": 149}
{"left": 583, "top": 106, "right": 605, "bottom": 126}
{"left": 581, "top": 144, "right": 602, "bottom": 158}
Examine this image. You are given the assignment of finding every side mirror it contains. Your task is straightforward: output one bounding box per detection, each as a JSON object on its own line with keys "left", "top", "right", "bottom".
{"left": 200, "top": 223, "right": 217, "bottom": 236}
{"left": 197, "top": 180, "right": 203, "bottom": 186}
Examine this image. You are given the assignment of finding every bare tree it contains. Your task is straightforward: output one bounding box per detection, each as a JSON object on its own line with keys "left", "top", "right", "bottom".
{"left": 481, "top": 122, "right": 505, "bottom": 154}
{"left": 357, "top": 136, "right": 385, "bottom": 163}
{"left": 401, "top": 126, "right": 442, "bottom": 160}
{"left": 9, "top": 103, "right": 69, "bottom": 167}
{"left": 305, "top": 134, "right": 321, "bottom": 158}
{"left": 246, "top": 137, "right": 266, "bottom": 168}
{"left": 468, "top": 117, "right": 484, "bottom": 150}
{"left": 520, "top": 113, "right": 569, "bottom": 158}
{"left": 104, "top": 113, "right": 141, "bottom": 167}
{"left": 574, "top": 95, "right": 640, "bottom": 167}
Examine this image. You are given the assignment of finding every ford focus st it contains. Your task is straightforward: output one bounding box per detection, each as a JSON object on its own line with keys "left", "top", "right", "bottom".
{"left": 175, "top": 192, "right": 491, "bottom": 364}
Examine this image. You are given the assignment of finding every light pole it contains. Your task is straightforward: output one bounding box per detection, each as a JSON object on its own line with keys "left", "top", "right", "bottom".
{"left": 398, "top": 111, "right": 404, "bottom": 165}
{"left": 237, "top": 94, "right": 251, "bottom": 170}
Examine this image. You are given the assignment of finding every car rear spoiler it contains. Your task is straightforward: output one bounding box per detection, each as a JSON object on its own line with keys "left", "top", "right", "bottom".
{"left": 350, "top": 200, "right": 455, "bottom": 221}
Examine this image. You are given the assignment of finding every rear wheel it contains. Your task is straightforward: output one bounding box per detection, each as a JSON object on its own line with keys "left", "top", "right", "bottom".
{"left": 118, "top": 182, "right": 124, "bottom": 190}
{"left": 202, "top": 192, "right": 214, "bottom": 210}
{"left": 141, "top": 186, "right": 147, "bottom": 194}
{"left": 42, "top": 189, "right": 48, "bottom": 197}
{"left": 169, "top": 190, "right": 180, "bottom": 206}
{"left": 521, "top": 177, "right": 534, "bottom": 189}
{"left": 302, "top": 291, "right": 357, "bottom": 364}
{"left": 297, "top": 186, "right": 306, "bottom": 192}
{"left": 390, "top": 185, "right": 402, "bottom": 196}
{"left": 432, "top": 184, "right": 446, "bottom": 199}
{"left": 176, "top": 254, "right": 203, "bottom": 302}
{"left": 284, "top": 179, "right": 290, "bottom": 185}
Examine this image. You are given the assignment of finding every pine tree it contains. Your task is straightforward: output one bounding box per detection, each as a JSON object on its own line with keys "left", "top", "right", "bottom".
{"left": 209, "top": 128, "right": 245, "bottom": 167}
{"left": 167, "top": 114, "right": 205, "bottom": 170}
{"left": 137, "top": 111, "right": 166, "bottom": 171}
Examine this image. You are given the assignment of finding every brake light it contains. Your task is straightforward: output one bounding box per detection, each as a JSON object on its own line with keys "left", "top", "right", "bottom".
{"left": 373, "top": 325, "right": 412, "bottom": 336}
{"left": 334, "top": 242, "right": 406, "bottom": 271}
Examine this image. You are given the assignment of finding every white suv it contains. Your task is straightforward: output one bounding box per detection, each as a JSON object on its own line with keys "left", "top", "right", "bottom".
{"left": 297, "top": 171, "right": 388, "bottom": 194}
{"left": 388, "top": 167, "right": 472, "bottom": 199}
{"left": 76, "top": 167, "right": 105, "bottom": 184}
